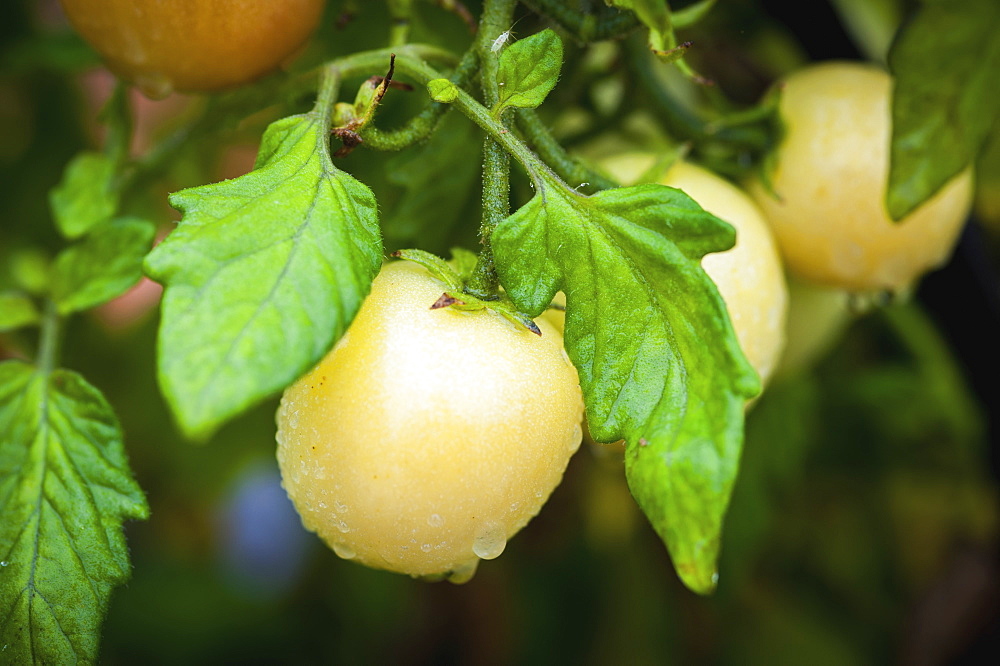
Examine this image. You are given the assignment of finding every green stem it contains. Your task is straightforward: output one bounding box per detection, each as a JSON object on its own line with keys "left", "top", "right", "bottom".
{"left": 37, "top": 300, "right": 61, "bottom": 377}
{"left": 515, "top": 108, "right": 618, "bottom": 192}
{"left": 388, "top": 0, "right": 414, "bottom": 46}
{"left": 466, "top": 0, "right": 518, "bottom": 298}
{"left": 624, "top": 36, "right": 769, "bottom": 151}
{"left": 360, "top": 44, "right": 476, "bottom": 151}
{"left": 313, "top": 64, "right": 342, "bottom": 128}
{"left": 102, "top": 81, "right": 133, "bottom": 169}
{"left": 120, "top": 45, "right": 459, "bottom": 194}
{"left": 521, "top": 0, "right": 639, "bottom": 42}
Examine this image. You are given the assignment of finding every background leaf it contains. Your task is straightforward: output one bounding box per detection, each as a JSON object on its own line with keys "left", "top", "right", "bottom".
{"left": 383, "top": 112, "right": 482, "bottom": 251}
{"left": 144, "top": 112, "right": 382, "bottom": 439}
{"left": 887, "top": 0, "right": 1000, "bottom": 220}
{"left": 495, "top": 29, "right": 563, "bottom": 112}
{"left": 492, "top": 179, "right": 759, "bottom": 593}
{"left": 0, "top": 292, "right": 39, "bottom": 332}
{"left": 50, "top": 217, "right": 156, "bottom": 315}
{"left": 48, "top": 152, "right": 119, "bottom": 239}
{"left": 0, "top": 360, "right": 148, "bottom": 664}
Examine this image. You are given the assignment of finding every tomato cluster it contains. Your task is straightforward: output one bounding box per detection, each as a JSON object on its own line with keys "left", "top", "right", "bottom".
{"left": 60, "top": 4, "right": 971, "bottom": 581}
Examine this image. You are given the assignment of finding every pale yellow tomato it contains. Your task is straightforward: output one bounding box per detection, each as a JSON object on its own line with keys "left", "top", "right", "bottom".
{"left": 276, "top": 261, "right": 584, "bottom": 582}
{"left": 60, "top": 0, "right": 326, "bottom": 97}
{"left": 749, "top": 62, "right": 973, "bottom": 293}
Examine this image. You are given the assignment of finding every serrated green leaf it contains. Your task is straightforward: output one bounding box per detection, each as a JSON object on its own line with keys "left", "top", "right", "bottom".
{"left": 50, "top": 218, "right": 156, "bottom": 315}
{"left": 144, "top": 112, "right": 383, "bottom": 439}
{"left": 0, "top": 292, "right": 40, "bottom": 332}
{"left": 495, "top": 29, "right": 563, "bottom": 113}
{"left": 427, "top": 78, "right": 459, "bottom": 103}
{"left": 0, "top": 360, "right": 148, "bottom": 664}
{"left": 887, "top": 0, "right": 1000, "bottom": 220}
{"left": 48, "top": 152, "right": 119, "bottom": 240}
{"left": 493, "top": 179, "right": 759, "bottom": 593}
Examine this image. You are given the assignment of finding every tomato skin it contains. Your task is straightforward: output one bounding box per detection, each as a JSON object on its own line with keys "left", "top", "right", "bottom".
{"left": 749, "top": 61, "right": 973, "bottom": 293}
{"left": 276, "top": 261, "right": 584, "bottom": 582}
{"left": 60, "top": 0, "right": 326, "bottom": 96}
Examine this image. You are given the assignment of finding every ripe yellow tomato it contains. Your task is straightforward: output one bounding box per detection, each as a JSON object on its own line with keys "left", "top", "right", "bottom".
{"left": 601, "top": 156, "right": 788, "bottom": 388}
{"left": 276, "top": 261, "right": 585, "bottom": 582}
{"left": 60, "top": 0, "right": 326, "bottom": 96}
{"left": 749, "top": 62, "right": 973, "bottom": 293}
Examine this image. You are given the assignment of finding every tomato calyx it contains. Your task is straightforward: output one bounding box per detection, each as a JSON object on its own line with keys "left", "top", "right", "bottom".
{"left": 390, "top": 248, "right": 543, "bottom": 335}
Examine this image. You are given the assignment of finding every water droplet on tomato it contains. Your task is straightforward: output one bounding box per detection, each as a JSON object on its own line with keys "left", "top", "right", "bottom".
{"left": 446, "top": 559, "right": 479, "bottom": 584}
{"left": 472, "top": 524, "right": 506, "bottom": 560}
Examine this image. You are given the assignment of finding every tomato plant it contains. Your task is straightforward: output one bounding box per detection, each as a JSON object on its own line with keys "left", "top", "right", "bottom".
{"left": 1, "top": 0, "right": 998, "bottom": 663}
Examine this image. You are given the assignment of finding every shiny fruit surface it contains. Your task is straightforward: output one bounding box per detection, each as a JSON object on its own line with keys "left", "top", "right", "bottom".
{"left": 60, "top": 0, "right": 326, "bottom": 96}
{"left": 276, "top": 261, "right": 585, "bottom": 582}
{"left": 749, "top": 62, "right": 973, "bottom": 293}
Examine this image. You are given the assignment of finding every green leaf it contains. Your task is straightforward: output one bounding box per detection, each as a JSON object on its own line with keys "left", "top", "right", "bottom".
{"left": 427, "top": 78, "right": 459, "bottom": 103}
{"left": 495, "top": 29, "right": 563, "bottom": 113}
{"left": 492, "top": 179, "right": 759, "bottom": 593}
{"left": 607, "top": 0, "right": 673, "bottom": 52}
{"left": 671, "top": 0, "right": 718, "bottom": 29}
{"left": 0, "top": 360, "right": 148, "bottom": 664}
{"left": 50, "top": 218, "right": 156, "bottom": 315}
{"left": 887, "top": 0, "right": 1000, "bottom": 220}
{"left": 48, "top": 152, "right": 119, "bottom": 240}
{"left": 144, "top": 112, "right": 382, "bottom": 439}
{"left": 0, "top": 292, "right": 39, "bottom": 332}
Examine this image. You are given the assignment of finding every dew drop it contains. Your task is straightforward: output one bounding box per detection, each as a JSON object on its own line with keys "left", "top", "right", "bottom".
{"left": 335, "top": 501, "right": 348, "bottom": 514}
{"left": 570, "top": 423, "right": 583, "bottom": 451}
{"left": 0, "top": 561, "right": 8, "bottom": 567}
{"left": 332, "top": 542, "right": 356, "bottom": 560}
{"left": 420, "top": 543, "right": 432, "bottom": 553}
{"left": 336, "top": 520, "right": 350, "bottom": 534}
{"left": 427, "top": 513, "right": 444, "bottom": 528}
{"left": 509, "top": 501, "right": 520, "bottom": 513}
{"left": 472, "top": 525, "right": 507, "bottom": 560}
{"left": 447, "top": 559, "right": 479, "bottom": 584}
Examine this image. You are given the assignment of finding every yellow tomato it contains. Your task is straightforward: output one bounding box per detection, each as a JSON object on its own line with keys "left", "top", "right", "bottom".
{"left": 60, "top": 0, "right": 326, "bottom": 96}
{"left": 276, "top": 261, "right": 585, "bottom": 582}
{"left": 749, "top": 62, "right": 973, "bottom": 293}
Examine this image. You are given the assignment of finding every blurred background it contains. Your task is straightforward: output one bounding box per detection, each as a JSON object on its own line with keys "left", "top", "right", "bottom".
{"left": 2, "top": 0, "right": 998, "bottom": 663}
